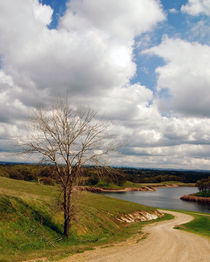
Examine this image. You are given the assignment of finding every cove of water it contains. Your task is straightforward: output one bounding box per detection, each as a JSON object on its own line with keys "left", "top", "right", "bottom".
{"left": 103, "top": 187, "right": 210, "bottom": 213}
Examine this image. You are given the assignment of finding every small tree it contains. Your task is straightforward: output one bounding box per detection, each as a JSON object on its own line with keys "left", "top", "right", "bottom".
{"left": 196, "top": 177, "right": 210, "bottom": 193}
{"left": 21, "top": 101, "right": 114, "bottom": 238}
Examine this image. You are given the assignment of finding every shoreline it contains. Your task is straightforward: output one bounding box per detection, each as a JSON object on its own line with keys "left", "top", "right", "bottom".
{"left": 180, "top": 194, "right": 210, "bottom": 204}
{"left": 76, "top": 184, "right": 195, "bottom": 193}
{"left": 76, "top": 186, "right": 156, "bottom": 192}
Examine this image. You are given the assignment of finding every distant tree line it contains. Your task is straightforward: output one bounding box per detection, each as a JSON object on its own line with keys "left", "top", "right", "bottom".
{"left": 1, "top": 164, "right": 210, "bottom": 186}
{"left": 0, "top": 164, "right": 126, "bottom": 187}
{"left": 119, "top": 168, "right": 210, "bottom": 183}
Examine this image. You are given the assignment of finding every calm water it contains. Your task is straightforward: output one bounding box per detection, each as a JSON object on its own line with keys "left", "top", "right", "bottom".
{"left": 103, "top": 187, "right": 210, "bottom": 213}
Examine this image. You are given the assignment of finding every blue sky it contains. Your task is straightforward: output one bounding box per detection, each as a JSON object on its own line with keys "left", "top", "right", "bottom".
{"left": 40, "top": 0, "right": 67, "bottom": 28}
{"left": 0, "top": 0, "right": 210, "bottom": 169}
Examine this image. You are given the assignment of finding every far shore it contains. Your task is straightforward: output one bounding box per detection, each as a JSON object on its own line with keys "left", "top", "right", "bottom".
{"left": 180, "top": 194, "right": 210, "bottom": 204}
{"left": 76, "top": 183, "right": 195, "bottom": 193}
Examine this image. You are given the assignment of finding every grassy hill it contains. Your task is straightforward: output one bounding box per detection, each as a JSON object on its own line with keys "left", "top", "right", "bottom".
{"left": 0, "top": 176, "right": 168, "bottom": 262}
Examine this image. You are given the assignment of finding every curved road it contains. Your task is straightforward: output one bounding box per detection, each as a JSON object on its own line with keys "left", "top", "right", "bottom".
{"left": 62, "top": 210, "right": 210, "bottom": 262}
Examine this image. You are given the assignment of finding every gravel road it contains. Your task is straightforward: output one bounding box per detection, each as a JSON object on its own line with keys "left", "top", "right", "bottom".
{"left": 62, "top": 210, "right": 210, "bottom": 262}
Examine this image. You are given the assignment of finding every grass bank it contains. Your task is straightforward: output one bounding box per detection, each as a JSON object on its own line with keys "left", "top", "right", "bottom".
{"left": 0, "top": 176, "right": 171, "bottom": 262}
{"left": 173, "top": 210, "right": 210, "bottom": 238}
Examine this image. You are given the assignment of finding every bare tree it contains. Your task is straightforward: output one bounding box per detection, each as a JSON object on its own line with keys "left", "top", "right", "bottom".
{"left": 22, "top": 101, "right": 114, "bottom": 238}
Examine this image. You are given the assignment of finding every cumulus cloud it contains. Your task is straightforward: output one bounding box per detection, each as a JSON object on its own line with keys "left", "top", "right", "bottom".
{"left": 0, "top": 0, "right": 165, "bottom": 105}
{"left": 144, "top": 37, "right": 210, "bottom": 117}
{"left": 115, "top": 143, "right": 210, "bottom": 170}
{"left": 1, "top": 0, "right": 210, "bottom": 169}
{"left": 0, "top": 0, "right": 165, "bottom": 154}
{"left": 0, "top": 0, "right": 164, "bottom": 112}
{"left": 117, "top": 114, "right": 210, "bottom": 169}
{"left": 60, "top": 0, "right": 165, "bottom": 40}
{"left": 181, "top": 0, "right": 210, "bottom": 16}
{"left": 90, "top": 84, "right": 153, "bottom": 121}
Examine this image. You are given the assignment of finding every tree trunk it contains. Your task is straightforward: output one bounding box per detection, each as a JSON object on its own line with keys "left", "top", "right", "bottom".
{"left": 63, "top": 187, "right": 71, "bottom": 238}
{"left": 64, "top": 217, "right": 70, "bottom": 238}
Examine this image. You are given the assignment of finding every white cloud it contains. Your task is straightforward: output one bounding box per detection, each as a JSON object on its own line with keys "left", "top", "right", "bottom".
{"left": 90, "top": 84, "right": 153, "bottom": 121}
{"left": 181, "top": 0, "right": 210, "bottom": 16}
{"left": 0, "top": 71, "right": 14, "bottom": 89}
{"left": 189, "top": 20, "right": 210, "bottom": 43}
{"left": 0, "top": 0, "right": 164, "bottom": 103}
{"left": 0, "top": 0, "right": 165, "bottom": 154}
{"left": 116, "top": 114, "right": 210, "bottom": 169}
{"left": 60, "top": 0, "right": 165, "bottom": 40}
{"left": 33, "top": 0, "right": 53, "bottom": 25}
{"left": 115, "top": 143, "right": 210, "bottom": 170}
{"left": 144, "top": 37, "right": 210, "bottom": 117}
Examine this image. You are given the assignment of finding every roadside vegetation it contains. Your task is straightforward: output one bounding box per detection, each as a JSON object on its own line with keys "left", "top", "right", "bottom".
{"left": 0, "top": 176, "right": 171, "bottom": 262}
{"left": 174, "top": 210, "right": 210, "bottom": 238}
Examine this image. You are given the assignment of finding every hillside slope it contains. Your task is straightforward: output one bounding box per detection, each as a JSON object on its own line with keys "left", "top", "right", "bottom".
{"left": 0, "top": 176, "right": 164, "bottom": 262}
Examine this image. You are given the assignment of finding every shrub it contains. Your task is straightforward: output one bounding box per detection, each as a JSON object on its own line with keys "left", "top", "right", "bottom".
{"left": 39, "top": 177, "right": 55, "bottom": 186}
{"left": 9, "top": 170, "right": 24, "bottom": 180}
{"left": 24, "top": 173, "right": 37, "bottom": 181}
{"left": 86, "top": 173, "right": 99, "bottom": 186}
{"left": 39, "top": 166, "right": 54, "bottom": 178}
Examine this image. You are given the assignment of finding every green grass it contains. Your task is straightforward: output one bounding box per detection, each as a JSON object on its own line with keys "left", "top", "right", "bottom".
{"left": 155, "top": 181, "right": 195, "bottom": 186}
{"left": 0, "top": 176, "right": 172, "bottom": 262}
{"left": 194, "top": 191, "right": 210, "bottom": 197}
{"left": 173, "top": 210, "right": 210, "bottom": 238}
{"left": 94, "top": 180, "right": 195, "bottom": 189}
{"left": 0, "top": 176, "right": 58, "bottom": 200}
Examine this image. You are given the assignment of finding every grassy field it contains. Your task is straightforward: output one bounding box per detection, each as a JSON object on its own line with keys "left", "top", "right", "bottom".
{"left": 0, "top": 176, "right": 172, "bottom": 262}
{"left": 173, "top": 210, "right": 210, "bottom": 238}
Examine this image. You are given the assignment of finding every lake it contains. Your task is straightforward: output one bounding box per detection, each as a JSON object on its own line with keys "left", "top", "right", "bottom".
{"left": 103, "top": 187, "right": 210, "bottom": 213}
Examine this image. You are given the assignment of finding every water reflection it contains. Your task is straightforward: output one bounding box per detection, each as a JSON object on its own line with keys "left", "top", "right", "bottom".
{"left": 103, "top": 187, "right": 210, "bottom": 213}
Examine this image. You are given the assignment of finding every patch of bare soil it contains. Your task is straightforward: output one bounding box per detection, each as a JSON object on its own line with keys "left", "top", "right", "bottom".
{"left": 76, "top": 186, "right": 156, "bottom": 193}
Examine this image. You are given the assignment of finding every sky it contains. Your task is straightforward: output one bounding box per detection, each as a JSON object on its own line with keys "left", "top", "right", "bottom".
{"left": 0, "top": 0, "right": 210, "bottom": 170}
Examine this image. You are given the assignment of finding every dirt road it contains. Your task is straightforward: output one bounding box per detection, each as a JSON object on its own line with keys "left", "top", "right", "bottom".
{"left": 62, "top": 210, "right": 210, "bottom": 262}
